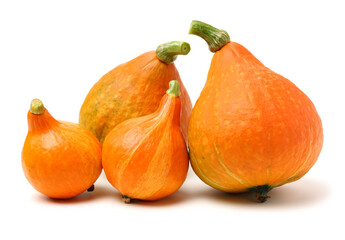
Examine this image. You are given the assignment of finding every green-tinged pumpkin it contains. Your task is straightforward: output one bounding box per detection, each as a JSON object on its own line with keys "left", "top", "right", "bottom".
{"left": 79, "top": 41, "right": 192, "bottom": 144}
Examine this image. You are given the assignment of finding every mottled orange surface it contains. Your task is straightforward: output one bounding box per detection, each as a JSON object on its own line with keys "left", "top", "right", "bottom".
{"left": 102, "top": 94, "right": 189, "bottom": 201}
{"left": 22, "top": 109, "right": 102, "bottom": 199}
{"left": 79, "top": 51, "right": 192, "bottom": 144}
{"left": 188, "top": 42, "right": 323, "bottom": 192}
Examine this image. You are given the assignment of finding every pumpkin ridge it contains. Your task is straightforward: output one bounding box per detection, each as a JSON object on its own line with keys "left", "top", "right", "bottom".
{"left": 272, "top": 174, "right": 303, "bottom": 187}
{"left": 116, "top": 118, "right": 160, "bottom": 189}
{"left": 281, "top": 106, "right": 322, "bottom": 181}
{"left": 213, "top": 143, "right": 250, "bottom": 187}
{"left": 131, "top": 125, "right": 172, "bottom": 199}
{"left": 117, "top": 97, "right": 173, "bottom": 189}
{"left": 190, "top": 151, "right": 237, "bottom": 191}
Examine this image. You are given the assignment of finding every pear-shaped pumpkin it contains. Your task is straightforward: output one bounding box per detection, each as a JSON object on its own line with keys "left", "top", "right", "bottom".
{"left": 22, "top": 99, "right": 102, "bottom": 199}
{"left": 79, "top": 41, "right": 192, "bottom": 144}
{"left": 102, "top": 81, "right": 189, "bottom": 203}
{"left": 188, "top": 21, "right": 323, "bottom": 202}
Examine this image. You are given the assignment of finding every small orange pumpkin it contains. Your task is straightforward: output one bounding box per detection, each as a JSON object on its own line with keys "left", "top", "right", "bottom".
{"left": 79, "top": 41, "right": 192, "bottom": 144}
{"left": 188, "top": 21, "right": 323, "bottom": 202}
{"left": 102, "top": 80, "right": 189, "bottom": 203}
{"left": 22, "top": 99, "right": 102, "bottom": 199}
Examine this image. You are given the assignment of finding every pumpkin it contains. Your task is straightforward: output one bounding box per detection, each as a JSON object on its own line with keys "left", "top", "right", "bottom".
{"left": 187, "top": 21, "right": 323, "bottom": 202}
{"left": 79, "top": 41, "right": 192, "bottom": 144}
{"left": 102, "top": 80, "right": 189, "bottom": 203}
{"left": 22, "top": 99, "right": 102, "bottom": 199}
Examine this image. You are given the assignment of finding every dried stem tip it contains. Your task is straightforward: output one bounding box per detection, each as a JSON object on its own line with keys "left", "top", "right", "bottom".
{"left": 122, "top": 195, "right": 132, "bottom": 204}
{"left": 30, "top": 99, "right": 45, "bottom": 115}
{"left": 166, "top": 80, "right": 180, "bottom": 97}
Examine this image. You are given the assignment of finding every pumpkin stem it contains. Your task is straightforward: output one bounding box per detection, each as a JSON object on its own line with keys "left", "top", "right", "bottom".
{"left": 87, "top": 184, "right": 95, "bottom": 192}
{"left": 248, "top": 184, "right": 273, "bottom": 203}
{"left": 166, "top": 80, "right": 180, "bottom": 97}
{"left": 122, "top": 195, "right": 132, "bottom": 204}
{"left": 189, "top": 20, "right": 230, "bottom": 52}
{"left": 156, "top": 41, "right": 191, "bottom": 64}
{"left": 30, "top": 99, "right": 45, "bottom": 115}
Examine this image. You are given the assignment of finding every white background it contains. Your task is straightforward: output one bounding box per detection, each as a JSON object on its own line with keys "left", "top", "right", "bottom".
{"left": 1, "top": 0, "right": 344, "bottom": 239}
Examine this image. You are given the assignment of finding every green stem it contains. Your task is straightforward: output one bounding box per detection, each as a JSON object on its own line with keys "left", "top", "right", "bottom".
{"left": 189, "top": 20, "right": 230, "bottom": 52}
{"left": 166, "top": 80, "right": 180, "bottom": 97}
{"left": 156, "top": 41, "right": 191, "bottom": 64}
{"left": 30, "top": 99, "right": 45, "bottom": 115}
{"left": 248, "top": 184, "right": 273, "bottom": 203}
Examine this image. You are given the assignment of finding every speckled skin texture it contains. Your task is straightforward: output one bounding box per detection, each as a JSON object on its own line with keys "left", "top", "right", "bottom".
{"left": 188, "top": 42, "right": 323, "bottom": 192}
{"left": 22, "top": 109, "right": 102, "bottom": 199}
{"left": 79, "top": 51, "right": 192, "bottom": 144}
{"left": 102, "top": 94, "right": 189, "bottom": 201}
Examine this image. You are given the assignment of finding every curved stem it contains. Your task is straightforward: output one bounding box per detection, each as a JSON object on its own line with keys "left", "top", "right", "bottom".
{"left": 30, "top": 99, "right": 45, "bottom": 115}
{"left": 166, "top": 80, "right": 180, "bottom": 97}
{"left": 248, "top": 184, "right": 273, "bottom": 203}
{"left": 189, "top": 20, "right": 230, "bottom": 52}
{"left": 156, "top": 41, "right": 191, "bottom": 64}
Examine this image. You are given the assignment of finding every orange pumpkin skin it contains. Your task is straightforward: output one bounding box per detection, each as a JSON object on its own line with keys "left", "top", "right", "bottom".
{"left": 22, "top": 102, "right": 102, "bottom": 199}
{"left": 80, "top": 48, "right": 192, "bottom": 144}
{"left": 102, "top": 81, "right": 189, "bottom": 202}
{"left": 188, "top": 22, "right": 323, "bottom": 199}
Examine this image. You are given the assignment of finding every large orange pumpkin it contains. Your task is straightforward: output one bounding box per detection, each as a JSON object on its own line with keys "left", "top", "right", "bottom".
{"left": 188, "top": 21, "right": 323, "bottom": 202}
{"left": 22, "top": 99, "right": 102, "bottom": 199}
{"left": 79, "top": 41, "right": 192, "bottom": 144}
{"left": 102, "top": 81, "right": 189, "bottom": 203}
